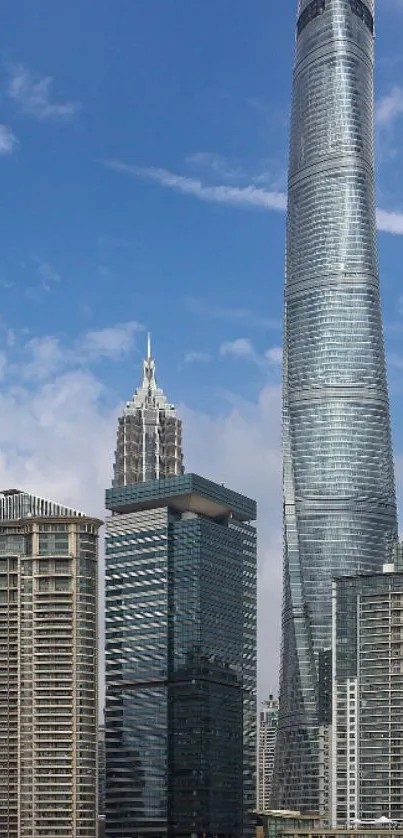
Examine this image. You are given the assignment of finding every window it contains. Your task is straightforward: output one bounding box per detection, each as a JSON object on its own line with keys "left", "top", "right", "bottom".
{"left": 297, "top": 0, "right": 325, "bottom": 37}
{"left": 55, "top": 577, "right": 70, "bottom": 592}
{"left": 39, "top": 533, "right": 69, "bottom": 556}
{"left": 349, "top": 0, "right": 374, "bottom": 33}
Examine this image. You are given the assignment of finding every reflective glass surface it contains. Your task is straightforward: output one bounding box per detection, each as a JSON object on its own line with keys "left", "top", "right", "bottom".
{"left": 105, "top": 479, "right": 257, "bottom": 838}
{"left": 273, "top": 0, "right": 398, "bottom": 813}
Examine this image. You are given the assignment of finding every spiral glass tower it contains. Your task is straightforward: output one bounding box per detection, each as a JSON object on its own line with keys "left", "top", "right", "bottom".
{"left": 272, "top": 0, "right": 398, "bottom": 813}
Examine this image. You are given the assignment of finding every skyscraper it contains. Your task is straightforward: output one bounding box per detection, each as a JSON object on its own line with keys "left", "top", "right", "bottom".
{"left": 331, "top": 549, "right": 403, "bottom": 826}
{"left": 105, "top": 474, "right": 257, "bottom": 838}
{"left": 257, "top": 696, "right": 279, "bottom": 813}
{"left": 0, "top": 489, "right": 101, "bottom": 838}
{"left": 273, "top": 0, "right": 398, "bottom": 812}
{"left": 113, "top": 336, "right": 184, "bottom": 487}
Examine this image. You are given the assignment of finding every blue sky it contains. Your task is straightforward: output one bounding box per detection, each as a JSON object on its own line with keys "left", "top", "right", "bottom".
{"left": 1, "top": 0, "right": 403, "bottom": 697}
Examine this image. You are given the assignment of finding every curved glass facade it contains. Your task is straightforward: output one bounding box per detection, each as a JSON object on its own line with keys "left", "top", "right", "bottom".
{"left": 272, "top": 0, "right": 398, "bottom": 812}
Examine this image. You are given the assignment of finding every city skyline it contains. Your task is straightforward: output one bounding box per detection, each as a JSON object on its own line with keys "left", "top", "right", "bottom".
{"left": 273, "top": 0, "right": 398, "bottom": 812}
{"left": 0, "top": 0, "right": 403, "bottom": 704}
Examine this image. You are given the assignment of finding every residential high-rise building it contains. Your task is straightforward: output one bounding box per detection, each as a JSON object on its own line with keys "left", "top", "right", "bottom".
{"left": 273, "top": 0, "right": 398, "bottom": 813}
{"left": 113, "top": 335, "right": 184, "bottom": 487}
{"left": 257, "top": 696, "right": 278, "bottom": 813}
{"left": 0, "top": 489, "right": 101, "bottom": 838}
{"left": 105, "top": 474, "right": 257, "bottom": 838}
{"left": 98, "top": 723, "right": 106, "bottom": 817}
{"left": 331, "top": 548, "right": 403, "bottom": 826}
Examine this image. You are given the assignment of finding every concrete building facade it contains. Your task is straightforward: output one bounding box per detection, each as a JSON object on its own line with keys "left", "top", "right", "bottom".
{"left": 331, "top": 549, "right": 403, "bottom": 826}
{"left": 0, "top": 489, "right": 101, "bottom": 838}
{"left": 257, "top": 697, "right": 279, "bottom": 812}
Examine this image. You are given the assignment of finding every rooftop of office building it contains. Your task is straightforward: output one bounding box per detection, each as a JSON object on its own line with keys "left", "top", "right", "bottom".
{"left": 106, "top": 472, "right": 257, "bottom": 521}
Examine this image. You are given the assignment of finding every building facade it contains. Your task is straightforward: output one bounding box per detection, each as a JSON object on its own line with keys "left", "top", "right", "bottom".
{"left": 105, "top": 474, "right": 257, "bottom": 838}
{"left": 113, "top": 336, "right": 183, "bottom": 487}
{"left": 98, "top": 724, "right": 106, "bottom": 817}
{"left": 257, "top": 697, "right": 279, "bottom": 812}
{"left": 0, "top": 489, "right": 100, "bottom": 838}
{"left": 273, "top": 0, "right": 398, "bottom": 812}
{"left": 331, "top": 551, "right": 403, "bottom": 826}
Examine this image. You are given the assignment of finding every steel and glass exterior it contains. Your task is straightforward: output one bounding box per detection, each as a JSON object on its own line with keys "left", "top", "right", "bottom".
{"left": 331, "top": 554, "right": 403, "bottom": 825}
{"left": 273, "top": 0, "right": 398, "bottom": 812}
{"left": 0, "top": 489, "right": 100, "bottom": 838}
{"left": 105, "top": 474, "right": 257, "bottom": 838}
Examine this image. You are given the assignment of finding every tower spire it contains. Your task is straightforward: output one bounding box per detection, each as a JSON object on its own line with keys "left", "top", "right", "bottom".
{"left": 142, "top": 332, "right": 156, "bottom": 390}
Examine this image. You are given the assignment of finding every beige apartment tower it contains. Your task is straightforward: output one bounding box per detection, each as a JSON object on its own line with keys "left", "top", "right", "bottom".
{"left": 0, "top": 489, "right": 101, "bottom": 838}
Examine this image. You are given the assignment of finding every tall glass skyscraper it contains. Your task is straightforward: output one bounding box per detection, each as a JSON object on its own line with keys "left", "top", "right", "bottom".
{"left": 113, "top": 336, "right": 183, "bottom": 487}
{"left": 105, "top": 474, "right": 257, "bottom": 838}
{"left": 272, "top": 0, "right": 398, "bottom": 812}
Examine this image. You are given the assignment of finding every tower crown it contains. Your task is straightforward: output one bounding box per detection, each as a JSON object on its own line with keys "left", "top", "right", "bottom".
{"left": 113, "top": 334, "right": 184, "bottom": 486}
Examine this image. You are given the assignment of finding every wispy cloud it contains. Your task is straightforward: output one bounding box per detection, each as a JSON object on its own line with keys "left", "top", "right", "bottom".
{"left": 186, "top": 152, "right": 246, "bottom": 182}
{"left": 7, "top": 64, "right": 80, "bottom": 120}
{"left": 376, "top": 86, "right": 403, "bottom": 127}
{"left": 23, "top": 321, "right": 143, "bottom": 379}
{"left": 376, "top": 208, "right": 403, "bottom": 235}
{"left": 77, "top": 322, "right": 142, "bottom": 361}
{"left": 101, "top": 160, "right": 288, "bottom": 212}
{"left": 220, "top": 338, "right": 259, "bottom": 363}
{"left": 266, "top": 346, "right": 283, "bottom": 365}
{"left": 186, "top": 298, "right": 281, "bottom": 330}
{"left": 102, "top": 159, "right": 403, "bottom": 237}
{"left": 33, "top": 258, "right": 61, "bottom": 290}
{"left": 0, "top": 125, "right": 18, "bottom": 154}
{"left": 220, "top": 338, "right": 283, "bottom": 370}
{"left": 183, "top": 350, "right": 212, "bottom": 364}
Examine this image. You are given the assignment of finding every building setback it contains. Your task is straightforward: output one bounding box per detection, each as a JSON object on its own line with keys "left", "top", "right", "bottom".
{"left": 0, "top": 489, "right": 101, "bottom": 838}
{"left": 331, "top": 549, "right": 403, "bottom": 826}
{"left": 105, "top": 474, "right": 257, "bottom": 838}
{"left": 113, "top": 336, "right": 183, "bottom": 487}
{"left": 273, "top": 0, "right": 397, "bottom": 812}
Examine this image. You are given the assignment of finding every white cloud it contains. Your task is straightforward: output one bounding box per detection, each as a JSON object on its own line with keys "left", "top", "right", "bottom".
{"left": 220, "top": 337, "right": 258, "bottom": 362}
{"left": 181, "top": 385, "right": 283, "bottom": 697}
{"left": 186, "top": 151, "right": 246, "bottom": 182}
{"left": 102, "top": 159, "right": 403, "bottom": 237}
{"left": 24, "top": 336, "right": 65, "bottom": 379}
{"left": 266, "top": 346, "right": 283, "bottom": 365}
{"left": 376, "top": 86, "right": 403, "bottom": 127}
{"left": 220, "top": 339, "right": 283, "bottom": 371}
{"left": 77, "top": 322, "right": 142, "bottom": 361}
{"left": 101, "top": 160, "right": 288, "bottom": 212}
{"left": 20, "top": 321, "right": 143, "bottom": 381}
{"left": 376, "top": 208, "right": 403, "bottom": 235}
{"left": 0, "top": 125, "right": 18, "bottom": 154}
{"left": 7, "top": 64, "right": 80, "bottom": 120}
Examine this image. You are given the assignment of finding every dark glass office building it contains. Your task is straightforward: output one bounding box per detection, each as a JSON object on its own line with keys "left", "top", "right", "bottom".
{"left": 105, "top": 474, "right": 257, "bottom": 838}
